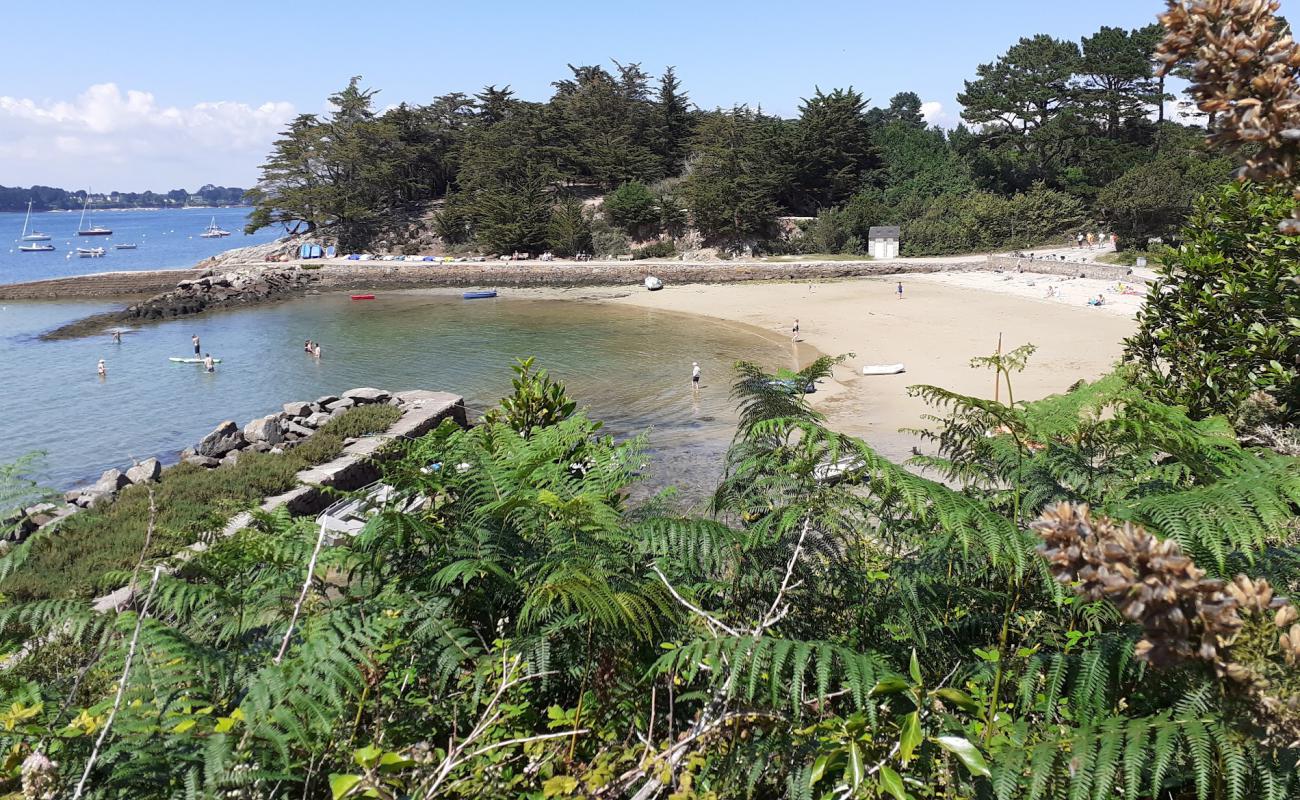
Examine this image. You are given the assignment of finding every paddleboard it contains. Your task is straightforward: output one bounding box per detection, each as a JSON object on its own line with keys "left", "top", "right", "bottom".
{"left": 350, "top": 294, "right": 375, "bottom": 300}
{"left": 462, "top": 290, "right": 497, "bottom": 299}
{"left": 169, "top": 357, "right": 223, "bottom": 364}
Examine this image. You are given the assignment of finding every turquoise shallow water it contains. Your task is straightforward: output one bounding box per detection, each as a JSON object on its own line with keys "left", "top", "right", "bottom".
{"left": 0, "top": 207, "right": 280, "bottom": 285}
{"left": 0, "top": 291, "right": 790, "bottom": 496}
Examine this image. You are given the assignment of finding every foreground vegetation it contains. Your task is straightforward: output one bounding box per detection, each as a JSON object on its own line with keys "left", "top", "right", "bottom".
{"left": 1, "top": 345, "right": 1296, "bottom": 798}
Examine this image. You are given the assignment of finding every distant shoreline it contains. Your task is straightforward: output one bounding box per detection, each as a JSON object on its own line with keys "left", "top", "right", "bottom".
{"left": 6, "top": 205, "right": 253, "bottom": 213}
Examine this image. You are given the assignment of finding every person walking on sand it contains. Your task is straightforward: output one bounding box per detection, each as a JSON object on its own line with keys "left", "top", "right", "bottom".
{"left": 692, "top": 361, "right": 701, "bottom": 391}
{"left": 896, "top": 281, "right": 904, "bottom": 300}
{"left": 97, "top": 358, "right": 107, "bottom": 377}
{"left": 203, "top": 353, "right": 215, "bottom": 373}
{"left": 192, "top": 334, "right": 201, "bottom": 356}
{"left": 791, "top": 319, "right": 800, "bottom": 342}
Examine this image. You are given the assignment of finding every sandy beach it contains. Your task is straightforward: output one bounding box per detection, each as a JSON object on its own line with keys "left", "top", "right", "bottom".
{"left": 601, "top": 271, "right": 1142, "bottom": 462}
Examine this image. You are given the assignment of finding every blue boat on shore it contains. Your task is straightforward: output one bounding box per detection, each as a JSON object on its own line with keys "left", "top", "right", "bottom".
{"left": 462, "top": 290, "right": 497, "bottom": 299}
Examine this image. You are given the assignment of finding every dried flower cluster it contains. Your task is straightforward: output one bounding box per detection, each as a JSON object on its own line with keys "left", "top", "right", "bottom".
{"left": 1158, "top": 0, "right": 1300, "bottom": 230}
{"left": 1035, "top": 504, "right": 1246, "bottom": 665}
{"left": 20, "top": 751, "right": 58, "bottom": 800}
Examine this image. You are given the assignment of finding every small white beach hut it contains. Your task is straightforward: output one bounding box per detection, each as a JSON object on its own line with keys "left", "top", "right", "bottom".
{"left": 868, "top": 226, "right": 900, "bottom": 259}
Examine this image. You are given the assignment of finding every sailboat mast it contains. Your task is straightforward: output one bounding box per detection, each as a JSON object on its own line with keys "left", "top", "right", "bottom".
{"left": 21, "top": 200, "right": 32, "bottom": 238}
{"left": 78, "top": 192, "right": 89, "bottom": 232}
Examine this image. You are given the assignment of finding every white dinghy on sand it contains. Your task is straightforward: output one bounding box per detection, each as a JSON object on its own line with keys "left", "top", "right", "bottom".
{"left": 862, "top": 363, "right": 906, "bottom": 376}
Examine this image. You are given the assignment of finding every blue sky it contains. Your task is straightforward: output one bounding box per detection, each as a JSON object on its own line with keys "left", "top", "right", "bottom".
{"left": 2, "top": 0, "right": 1173, "bottom": 191}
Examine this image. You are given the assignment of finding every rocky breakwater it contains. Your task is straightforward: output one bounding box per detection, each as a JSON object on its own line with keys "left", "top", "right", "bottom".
{"left": 5, "top": 387, "right": 412, "bottom": 548}
{"left": 41, "top": 265, "right": 320, "bottom": 340}
{"left": 178, "top": 386, "right": 402, "bottom": 468}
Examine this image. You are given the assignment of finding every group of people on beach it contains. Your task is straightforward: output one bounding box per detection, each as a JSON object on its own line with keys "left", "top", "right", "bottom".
{"left": 304, "top": 339, "right": 323, "bottom": 358}
{"left": 1075, "top": 231, "right": 1115, "bottom": 249}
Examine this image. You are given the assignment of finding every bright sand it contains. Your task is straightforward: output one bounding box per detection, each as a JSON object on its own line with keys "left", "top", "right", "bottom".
{"left": 601, "top": 271, "right": 1142, "bottom": 462}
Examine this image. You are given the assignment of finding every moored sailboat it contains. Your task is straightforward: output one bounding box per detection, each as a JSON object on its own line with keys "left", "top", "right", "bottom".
{"left": 76, "top": 193, "right": 112, "bottom": 236}
{"left": 19, "top": 200, "right": 51, "bottom": 242}
{"left": 18, "top": 201, "right": 55, "bottom": 251}
{"left": 199, "top": 216, "right": 231, "bottom": 238}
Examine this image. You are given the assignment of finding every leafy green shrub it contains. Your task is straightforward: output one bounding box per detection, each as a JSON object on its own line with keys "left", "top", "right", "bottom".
{"left": 631, "top": 240, "right": 675, "bottom": 260}
{"left": 589, "top": 216, "right": 629, "bottom": 257}
{"left": 285, "top": 431, "right": 344, "bottom": 464}
{"left": 1126, "top": 182, "right": 1300, "bottom": 424}
{"left": 902, "top": 183, "right": 1086, "bottom": 256}
{"left": 317, "top": 404, "right": 402, "bottom": 439}
{"left": 602, "top": 181, "right": 658, "bottom": 235}
{"left": 483, "top": 357, "right": 576, "bottom": 436}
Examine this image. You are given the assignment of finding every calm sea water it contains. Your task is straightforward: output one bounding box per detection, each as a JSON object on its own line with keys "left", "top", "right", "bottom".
{"left": 0, "top": 207, "right": 282, "bottom": 285}
{"left": 0, "top": 292, "right": 790, "bottom": 499}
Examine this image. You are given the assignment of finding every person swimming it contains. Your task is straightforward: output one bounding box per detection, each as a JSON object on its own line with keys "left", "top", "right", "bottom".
{"left": 203, "top": 353, "right": 215, "bottom": 373}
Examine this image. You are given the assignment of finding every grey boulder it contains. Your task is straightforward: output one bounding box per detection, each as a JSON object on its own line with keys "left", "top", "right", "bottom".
{"left": 283, "top": 401, "right": 312, "bottom": 417}
{"left": 196, "top": 420, "right": 245, "bottom": 457}
{"left": 125, "top": 458, "right": 162, "bottom": 485}
{"left": 184, "top": 455, "right": 221, "bottom": 468}
{"left": 96, "top": 468, "right": 130, "bottom": 492}
{"left": 342, "top": 387, "right": 390, "bottom": 404}
{"left": 303, "top": 412, "right": 332, "bottom": 428}
{"left": 243, "top": 414, "right": 284, "bottom": 445}
{"left": 325, "top": 398, "right": 355, "bottom": 412}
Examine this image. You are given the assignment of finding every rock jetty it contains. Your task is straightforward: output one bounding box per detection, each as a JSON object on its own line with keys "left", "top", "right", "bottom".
{"left": 5, "top": 386, "right": 407, "bottom": 545}
{"left": 41, "top": 265, "right": 319, "bottom": 339}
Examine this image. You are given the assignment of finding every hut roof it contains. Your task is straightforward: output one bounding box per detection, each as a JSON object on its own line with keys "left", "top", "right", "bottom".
{"left": 868, "top": 226, "right": 901, "bottom": 239}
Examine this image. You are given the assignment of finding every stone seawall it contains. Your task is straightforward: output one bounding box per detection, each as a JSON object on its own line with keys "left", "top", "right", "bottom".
{"left": 983, "top": 255, "right": 1135, "bottom": 282}
{"left": 0, "top": 268, "right": 205, "bottom": 300}
{"left": 308, "top": 258, "right": 986, "bottom": 291}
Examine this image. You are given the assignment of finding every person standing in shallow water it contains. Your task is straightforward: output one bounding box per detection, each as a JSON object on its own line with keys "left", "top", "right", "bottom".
{"left": 203, "top": 353, "right": 215, "bottom": 373}
{"left": 692, "top": 361, "right": 701, "bottom": 392}
{"left": 791, "top": 319, "right": 800, "bottom": 342}
{"left": 97, "top": 359, "right": 106, "bottom": 377}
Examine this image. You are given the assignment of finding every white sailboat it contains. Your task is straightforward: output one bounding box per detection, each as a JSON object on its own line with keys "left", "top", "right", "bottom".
{"left": 18, "top": 201, "right": 55, "bottom": 251}
{"left": 19, "top": 200, "right": 51, "bottom": 242}
{"left": 199, "top": 216, "right": 231, "bottom": 238}
{"left": 77, "top": 192, "right": 112, "bottom": 236}
{"left": 76, "top": 246, "right": 106, "bottom": 258}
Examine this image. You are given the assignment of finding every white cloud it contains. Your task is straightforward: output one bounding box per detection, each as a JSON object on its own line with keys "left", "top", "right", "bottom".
{"left": 0, "top": 84, "right": 295, "bottom": 191}
{"left": 920, "top": 100, "right": 958, "bottom": 129}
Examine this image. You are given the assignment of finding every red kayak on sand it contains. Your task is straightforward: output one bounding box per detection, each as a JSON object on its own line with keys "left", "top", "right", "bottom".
{"left": 350, "top": 294, "right": 375, "bottom": 300}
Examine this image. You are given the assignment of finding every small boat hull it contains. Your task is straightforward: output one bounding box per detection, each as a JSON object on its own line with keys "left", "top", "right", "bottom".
{"left": 462, "top": 290, "right": 497, "bottom": 299}
{"left": 350, "top": 294, "right": 375, "bottom": 300}
{"left": 19, "top": 244, "right": 55, "bottom": 252}
{"left": 77, "top": 229, "right": 112, "bottom": 236}
{"left": 862, "top": 364, "right": 906, "bottom": 376}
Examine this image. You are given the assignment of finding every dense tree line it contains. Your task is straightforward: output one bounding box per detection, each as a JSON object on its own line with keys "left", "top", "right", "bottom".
{"left": 247, "top": 22, "right": 1233, "bottom": 257}
{"left": 0, "top": 184, "right": 247, "bottom": 212}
